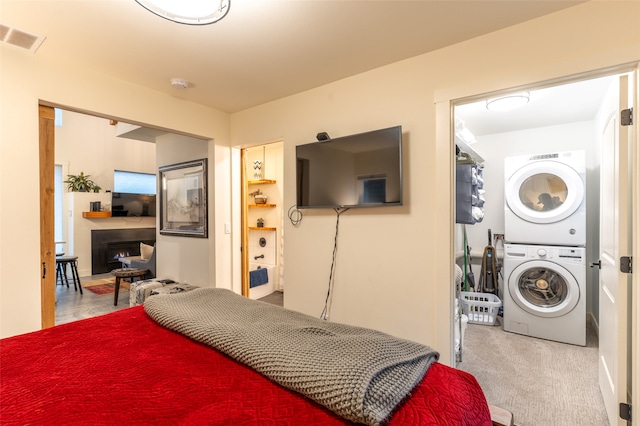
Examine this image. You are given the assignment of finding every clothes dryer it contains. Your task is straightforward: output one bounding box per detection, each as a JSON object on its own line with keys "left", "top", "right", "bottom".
{"left": 503, "top": 243, "right": 586, "bottom": 346}
{"left": 504, "top": 150, "right": 586, "bottom": 246}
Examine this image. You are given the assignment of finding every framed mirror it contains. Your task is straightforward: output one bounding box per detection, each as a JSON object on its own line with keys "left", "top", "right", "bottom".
{"left": 159, "top": 158, "right": 208, "bottom": 238}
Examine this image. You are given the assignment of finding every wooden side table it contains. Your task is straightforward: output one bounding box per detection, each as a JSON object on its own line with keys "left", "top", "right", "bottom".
{"left": 111, "top": 267, "right": 149, "bottom": 306}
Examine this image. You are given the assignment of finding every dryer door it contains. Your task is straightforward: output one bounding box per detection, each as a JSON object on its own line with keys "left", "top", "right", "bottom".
{"left": 505, "top": 161, "right": 584, "bottom": 224}
{"left": 508, "top": 260, "right": 580, "bottom": 318}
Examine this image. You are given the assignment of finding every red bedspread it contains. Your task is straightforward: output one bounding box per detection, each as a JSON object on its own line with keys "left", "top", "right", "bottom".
{"left": 0, "top": 306, "right": 491, "bottom": 425}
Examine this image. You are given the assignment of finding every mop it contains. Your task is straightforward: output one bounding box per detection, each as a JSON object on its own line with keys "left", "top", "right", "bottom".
{"left": 479, "top": 229, "right": 498, "bottom": 295}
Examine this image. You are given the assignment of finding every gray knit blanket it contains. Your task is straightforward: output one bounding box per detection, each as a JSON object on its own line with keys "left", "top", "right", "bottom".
{"left": 144, "top": 288, "right": 439, "bottom": 425}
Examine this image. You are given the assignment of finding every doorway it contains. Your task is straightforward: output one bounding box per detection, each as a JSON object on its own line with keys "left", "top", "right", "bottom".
{"left": 41, "top": 106, "right": 208, "bottom": 325}
{"left": 450, "top": 71, "right": 625, "bottom": 425}
{"left": 239, "top": 142, "right": 284, "bottom": 302}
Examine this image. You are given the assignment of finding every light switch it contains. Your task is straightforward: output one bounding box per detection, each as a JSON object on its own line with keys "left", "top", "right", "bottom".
{"left": 224, "top": 222, "right": 231, "bottom": 234}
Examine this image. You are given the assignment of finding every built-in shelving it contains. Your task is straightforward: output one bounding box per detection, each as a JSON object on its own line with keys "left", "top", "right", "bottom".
{"left": 249, "top": 203, "right": 276, "bottom": 208}
{"left": 248, "top": 227, "right": 276, "bottom": 231}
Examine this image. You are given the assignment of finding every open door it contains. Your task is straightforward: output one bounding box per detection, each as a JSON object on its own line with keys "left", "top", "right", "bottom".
{"left": 598, "top": 70, "right": 637, "bottom": 425}
{"left": 39, "top": 105, "right": 56, "bottom": 328}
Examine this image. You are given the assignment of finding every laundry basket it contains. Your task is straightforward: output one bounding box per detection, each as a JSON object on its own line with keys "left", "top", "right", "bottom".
{"left": 460, "top": 291, "right": 501, "bottom": 325}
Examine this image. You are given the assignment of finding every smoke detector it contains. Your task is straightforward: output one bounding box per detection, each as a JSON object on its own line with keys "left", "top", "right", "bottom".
{"left": 170, "top": 78, "right": 190, "bottom": 89}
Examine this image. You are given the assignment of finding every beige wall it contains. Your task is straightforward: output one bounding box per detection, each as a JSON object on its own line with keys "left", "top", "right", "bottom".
{"left": 231, "top": 1, "right": 640, "bottom": 363}
{"left": 0, "top": 46, "right": 230, "bottom": 337}
{"left": 1, "top": 1, "right": 638, "bottom": 365}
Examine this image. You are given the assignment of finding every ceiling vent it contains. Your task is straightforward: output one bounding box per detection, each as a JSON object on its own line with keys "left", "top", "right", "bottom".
{"left": 0, "top": 24, "right": 46, "bottom": 53}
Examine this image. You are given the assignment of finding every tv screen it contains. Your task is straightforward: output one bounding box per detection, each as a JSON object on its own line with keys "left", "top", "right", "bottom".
{"left": 296, "top": 125, "right": 403, "bottom": 209}
{"left": 113, "top": 170, "right": 157, "bottom": 195}
{"left": 111, "top": 192, "right": 156, "bottom": 217}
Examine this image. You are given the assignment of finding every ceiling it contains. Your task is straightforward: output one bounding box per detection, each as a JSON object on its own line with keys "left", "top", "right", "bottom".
{"left": 1, "top": 0, "right": 584, "bottom": 114}
{"left": 455, "top": 74, "right": 616, "bottom": 138}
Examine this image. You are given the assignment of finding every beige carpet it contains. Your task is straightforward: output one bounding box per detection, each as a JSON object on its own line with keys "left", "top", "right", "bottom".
{"left": 457, "top": 321, "right": 608, "bottom": 426}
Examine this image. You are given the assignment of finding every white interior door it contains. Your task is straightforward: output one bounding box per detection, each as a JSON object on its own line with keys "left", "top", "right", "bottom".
{"left": 598, "top": 72, "right": 635, "bottom": 426}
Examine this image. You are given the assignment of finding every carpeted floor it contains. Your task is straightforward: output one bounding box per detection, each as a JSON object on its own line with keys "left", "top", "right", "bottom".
{"left": 457, "top": 321, "right": 607, "bottom": 426}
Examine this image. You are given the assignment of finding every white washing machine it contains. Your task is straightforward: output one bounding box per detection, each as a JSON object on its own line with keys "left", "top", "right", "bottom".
{"left": 504, "top": 150, "right": 586, "bottom": 246}
{"left": 503, "top": 243, "right": 586, "bottom": 346}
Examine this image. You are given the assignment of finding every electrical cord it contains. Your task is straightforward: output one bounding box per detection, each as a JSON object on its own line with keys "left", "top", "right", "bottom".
{"left": 320, "top": 207, "right": 349, "bottom": 320}
{"left": 288, "top": 204, "right": 303, "bottom": 226}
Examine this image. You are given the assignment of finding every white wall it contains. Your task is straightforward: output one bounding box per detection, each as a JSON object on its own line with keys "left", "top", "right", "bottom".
{"left": 56, "top": 110, "right": 156, "bottom": 193}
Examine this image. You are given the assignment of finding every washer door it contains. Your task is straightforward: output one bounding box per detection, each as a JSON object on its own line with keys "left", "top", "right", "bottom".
{"left": 505, "top": 161, "right": 584, "bottom": 224}
{"left": 508, "top": 260, "right": 580, "bottom": 318}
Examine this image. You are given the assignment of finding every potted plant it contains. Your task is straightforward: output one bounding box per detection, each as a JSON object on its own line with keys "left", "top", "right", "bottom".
{"left": 64, "top": 172, "right": 95, "bottom": 192}
{"left": 90, "top": 184, "right": 102, "bottom": 193}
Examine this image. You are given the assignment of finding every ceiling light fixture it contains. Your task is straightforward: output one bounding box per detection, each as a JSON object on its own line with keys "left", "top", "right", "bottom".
{"left": 486, "top": 92, "right": 530, "bottom": 112}
{"left": 135, "top": 0, "right": 230, "bottom": 25}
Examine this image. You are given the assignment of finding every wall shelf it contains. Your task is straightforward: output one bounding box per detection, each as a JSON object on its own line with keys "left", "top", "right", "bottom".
{"left": 248, "top": 179, "right": 276, "bottom": 185}
{"left": 82, "top": 211, "right": 112, "bottom": 218}
{"left": 249, "top": 204, "right": 276, "bottom": 208}
{"left": 248, "top": 227, "right": 276, "bottom": 231}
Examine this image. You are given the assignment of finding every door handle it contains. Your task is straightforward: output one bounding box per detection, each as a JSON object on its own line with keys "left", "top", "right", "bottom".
{"left": 42, "top": 261, "right": 47, "bottom": 278}
{"left": 590, "top": 260, "right": 601, "bottom": 269}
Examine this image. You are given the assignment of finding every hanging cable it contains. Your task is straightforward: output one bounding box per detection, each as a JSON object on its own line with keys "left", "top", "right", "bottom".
{"left": 288, "top": 204, "right": 303, "bottom": 226}
{"left": 320, "top": 207, "right": 349, "bottom": 320}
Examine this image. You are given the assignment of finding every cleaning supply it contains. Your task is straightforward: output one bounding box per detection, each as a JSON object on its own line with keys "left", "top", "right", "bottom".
{"left": 479, "top": 229, "right": 498, "bottom": 295}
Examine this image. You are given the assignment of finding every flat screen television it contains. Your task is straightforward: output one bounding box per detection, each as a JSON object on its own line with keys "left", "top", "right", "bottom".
{"left": 111, "top": 170, "right": 157, "bottom": 217}
{"left": 111, "top": 192, "right": 157, "bottom": 217}
{"left": 296, "top": 125, "right": 403, "bottom": 209}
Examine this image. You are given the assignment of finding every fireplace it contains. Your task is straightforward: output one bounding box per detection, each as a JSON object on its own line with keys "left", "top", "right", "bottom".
{"left": 91, "top": 228, "right": 155, "bottom": 274}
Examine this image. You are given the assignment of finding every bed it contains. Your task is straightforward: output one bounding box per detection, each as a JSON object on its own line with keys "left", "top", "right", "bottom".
{"left": 1, "top": 288, "right": 492, "bottom": 425}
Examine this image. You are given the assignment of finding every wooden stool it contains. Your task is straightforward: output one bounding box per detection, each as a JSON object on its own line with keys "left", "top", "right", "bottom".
{"left": 56, "top": 256, "right": 83, "bottom": 294}
{"left": 111, "top": 267, "right": 148, "bottom": 306}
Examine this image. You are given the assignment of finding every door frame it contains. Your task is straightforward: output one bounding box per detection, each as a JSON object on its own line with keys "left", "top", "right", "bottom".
{"left": 235, "top": 141, "right": 285, "bottom": 299}
{"left": 441, "top": 63, "right": 638, "bottom": 418}
{"left": 38, "top": 103, "right": 207, "bottom": 326}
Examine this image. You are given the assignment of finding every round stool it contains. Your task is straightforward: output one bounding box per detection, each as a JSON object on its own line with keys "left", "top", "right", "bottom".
{"left": 111, "top": 267, "right": 149, "bottom": 306}
{"left": 56, "top": 256, "right": 83, "bottom": 294}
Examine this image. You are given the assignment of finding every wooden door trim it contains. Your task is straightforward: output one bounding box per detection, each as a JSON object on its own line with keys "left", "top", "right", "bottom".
{"left": 39, "top": 105, "right": 55, "bottom": 328}
{"left": 240, "top": 148, "right": 249, "bottom": 297}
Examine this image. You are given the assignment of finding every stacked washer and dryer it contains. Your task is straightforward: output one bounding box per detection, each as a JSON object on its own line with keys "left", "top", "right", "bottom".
{"left": 503, "top": 150, "right": 587, "bottom": 346}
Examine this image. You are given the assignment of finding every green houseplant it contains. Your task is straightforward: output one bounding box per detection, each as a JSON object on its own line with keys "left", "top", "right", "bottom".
{"left": 64, "top": 172, "right": 95, "bottom": 192}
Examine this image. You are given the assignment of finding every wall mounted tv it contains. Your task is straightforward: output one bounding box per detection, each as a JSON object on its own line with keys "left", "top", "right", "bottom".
{"left": 296, "top": 125, "right": 403, "bottom": 209}
{"left": 111, "top": 170, "right": 157, "bottom": 217}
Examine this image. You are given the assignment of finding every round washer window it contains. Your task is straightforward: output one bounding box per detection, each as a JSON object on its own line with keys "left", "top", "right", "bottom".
{"left": 517, "top": 267, "right": 568, "bottom": 308}
{"left": 508, "top": 260, "right": 580, "bottom": 318}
